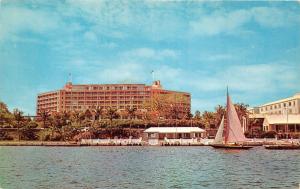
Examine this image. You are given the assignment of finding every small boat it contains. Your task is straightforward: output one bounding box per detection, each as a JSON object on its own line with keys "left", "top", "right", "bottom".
{"left": 264, "top": 144, "right": 300, "bottom": 150}
{"left": 210, "top": 89, "right": 253, "bottom": 149}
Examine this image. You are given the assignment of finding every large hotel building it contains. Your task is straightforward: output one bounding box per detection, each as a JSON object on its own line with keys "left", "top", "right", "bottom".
{"left": 36, "top": 81, "right": 191, "bottom": 117}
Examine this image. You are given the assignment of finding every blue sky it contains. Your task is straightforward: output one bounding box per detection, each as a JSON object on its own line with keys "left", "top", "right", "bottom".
{"left": 0, "top": 0, "right": 299, "bottom": 115}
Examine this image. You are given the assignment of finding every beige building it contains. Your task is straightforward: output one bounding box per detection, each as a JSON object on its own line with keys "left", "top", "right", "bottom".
{"left": 248, "top": 92, "right": 300, "bottom": 138}
{"left": 258, "top": 93, "right": 300, "bottom": 115}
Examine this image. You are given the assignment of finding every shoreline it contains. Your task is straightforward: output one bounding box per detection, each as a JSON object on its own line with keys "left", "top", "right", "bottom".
{"left": 0, "top": 141, "right": 206, "bottom": 147}
{"left": 0, "top": 141, "right": 82, "bottom": 146}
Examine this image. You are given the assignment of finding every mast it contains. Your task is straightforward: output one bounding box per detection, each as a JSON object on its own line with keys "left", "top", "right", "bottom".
{"left": 225, "top": 87, "right": 229, "bottom": 144}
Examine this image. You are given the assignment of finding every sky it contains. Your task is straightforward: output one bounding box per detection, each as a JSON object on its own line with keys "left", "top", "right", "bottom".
{"left": 0, "top": 0, "right": 300, "bottom": 115}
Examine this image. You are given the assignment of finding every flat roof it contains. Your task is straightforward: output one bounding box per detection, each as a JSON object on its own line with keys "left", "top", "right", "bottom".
{"left": 144, "top": 127, "right": 205, "bottom": 133}
{"left": 261, "top": 93, "right": 300, "bottom": 107}
{"left": 264, "top": 115, "right": 300, "bottom": 124}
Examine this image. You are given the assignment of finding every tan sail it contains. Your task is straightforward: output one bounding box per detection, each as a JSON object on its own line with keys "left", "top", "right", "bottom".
{"left": 225, "top": 93, "right": 247, "bottom": 143}
{"left": 213, "top": 116, "right": 224, "bottom": 144}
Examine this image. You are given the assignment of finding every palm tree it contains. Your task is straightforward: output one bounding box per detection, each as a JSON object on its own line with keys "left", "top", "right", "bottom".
{"left": 71, "top": 110, "right": 81, "bottom": 127}
{"left": 60, "top": 111, "right": 70, "bottom": 126}
{"left": 40, "top": 109, "right": 50, "bottom": 128}
{"left": 214, "top": 105, "right": 225, "bottom": 127}
{"left": 234, "top": 103, "right": 249, "bottom": 121}
{"left": 13, "top": 108, "right": 24, "bottom": 141}
{"left": 106, "top": 107, "right": 120, "bottom": 137}
{"left": 94, "top": 106, "right": 104, "bottom": 121}
{"left": 0, "top": 101, "right": 13, "bottom": 127}
{"left": 92, "top": 106, "right": 104, "bottom": 128}
{"left": 202, "top": 111, "right": 215, "bottom": 130}
{"left": 125, "top": 106, "right": 137, "bottom": 137}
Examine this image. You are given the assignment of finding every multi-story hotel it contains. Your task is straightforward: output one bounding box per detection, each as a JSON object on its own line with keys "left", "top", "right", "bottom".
{"left": 247, "top": 92, "right": 300, "bottom": 138}
{"left": 249, "top": 92, "right": 300, "bottom": 115}
{"left": 36, "top": 81, "right": 191, "bottom": 117}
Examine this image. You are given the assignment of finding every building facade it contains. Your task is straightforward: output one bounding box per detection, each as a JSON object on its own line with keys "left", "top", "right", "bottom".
{"left": 251, "top": 93, "right": 300, "bottom": 115}
{"left": 247, "top": 92, "right": 300, "bottom": 138}
{"left": 36, "top": 81, "right": 191, "bottom": 117}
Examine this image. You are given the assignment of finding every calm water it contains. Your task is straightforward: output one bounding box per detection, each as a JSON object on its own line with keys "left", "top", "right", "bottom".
{"left": 0, "top": 146, "right": 299, "bottom": 189}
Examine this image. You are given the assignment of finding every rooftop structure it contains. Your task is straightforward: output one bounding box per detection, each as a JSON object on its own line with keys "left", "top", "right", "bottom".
{"left": 144, "top": 127, "right": 205, "bottom": 134}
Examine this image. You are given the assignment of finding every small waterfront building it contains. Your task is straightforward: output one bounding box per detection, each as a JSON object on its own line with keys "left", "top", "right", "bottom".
{"left": 263, "top": 114, "right": 300, "bottom": 138}
{"left": 144, "top": 127, "right": 206, "bottom": 145}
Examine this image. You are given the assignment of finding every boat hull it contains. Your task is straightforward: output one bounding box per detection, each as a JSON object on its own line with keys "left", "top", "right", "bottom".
{"left": 211, "top": 144, "right": 253, "bottom": 149}
{"left": 264, "top": 145, "right": 300, "bottom": 150}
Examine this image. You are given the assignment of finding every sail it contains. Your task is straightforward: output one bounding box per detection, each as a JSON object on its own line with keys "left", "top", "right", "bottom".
{"left": 213, "top": 116, "right": 224, "bottom": 144}
{"left": 225, "top": 93, "right": 247, "bottom": 143}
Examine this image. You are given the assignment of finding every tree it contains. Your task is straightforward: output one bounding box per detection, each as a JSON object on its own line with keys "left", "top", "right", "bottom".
{"left": 194, "top": 110, "right": 201, "bottom": 120}
{"left": 202, "top": 111, "right": 215, "bottom": 130}
{"left": 105, "top": 107, "right": 120, "bottom": 137}
{"left": 214, "top": 105, "right": 225, "bottom": 127}
{"left": 106, "top": 107, "right": 119, "bottom": 126}
{"left": 13, "top": 109, "right": 24, "bottom": 141}
{"left": 125, "top": 106, "right": 137, "bottom": 136}
{"left": 71, "top": 110, "right": 82, "bottom": 127}
{"left": 234, "top": 103, "right": 249, "bottom": 121}
{"left": 40, "top": 109, "right": 50, "bottom": 128}
{"left": 93, "top": 106, "right": 104, "bottom": 121}
{"left": 0, "top": 101, "right": 13, "bottom": 127}
{"left": 20, "top": 120, "right": 39, "bottom": 140}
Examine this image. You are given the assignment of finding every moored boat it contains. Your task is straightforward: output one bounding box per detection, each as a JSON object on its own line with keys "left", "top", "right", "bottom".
{"left": 210, "top": 89, "right": 253, "bottom": 150}
{"left": 264, "top": 144, "right": 300, "bottom": 150}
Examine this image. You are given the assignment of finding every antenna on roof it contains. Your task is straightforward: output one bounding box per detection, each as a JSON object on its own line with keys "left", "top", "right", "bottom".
{"left": 68, "top": 73, "right": 72, "bottom": 83}
{"left": 151, "top": 70, "right": 155, "bottom": 82}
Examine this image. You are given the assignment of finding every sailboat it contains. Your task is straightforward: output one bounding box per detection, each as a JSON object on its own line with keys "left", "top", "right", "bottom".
{"left": 211, "top": 90, "right": 253, "bottom": 149}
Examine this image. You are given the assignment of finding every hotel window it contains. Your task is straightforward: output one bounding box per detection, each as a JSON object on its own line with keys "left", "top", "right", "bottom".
{"left": 283, "top": 103, "right": 286, "bottom": 107}
{"left": 293, "top": 101, "right": 295, "bottom": 106}
{"left": 289, "top": 102, "right": 291, "bottom": 106}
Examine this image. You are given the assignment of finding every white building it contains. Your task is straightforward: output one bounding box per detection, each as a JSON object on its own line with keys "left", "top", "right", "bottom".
{"left": 258, "top": 93, "right": 300, "bottom": 115}
{"left": 144, "top": 127, "right": 206, "bottom": 145}
{"left": 248, "top": 92, "right": 300, "bottom": 138}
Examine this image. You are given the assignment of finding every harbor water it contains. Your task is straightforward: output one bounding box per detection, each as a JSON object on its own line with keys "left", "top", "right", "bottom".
{"left": 0, "top": 146, "right": 299, "bottom": 189}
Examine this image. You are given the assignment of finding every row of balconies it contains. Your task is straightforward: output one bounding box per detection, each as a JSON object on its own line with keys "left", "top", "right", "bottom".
{"left": 64, "top": 96, "right": 148, "bottom": 100}
{"left": 63, "top": 105, "right": 142, "bottom": 110}
{"left": 64, "top": 91, "right": 150, "bottom": 95}
{"left": 64, "top": 101, "right": 144, "bottom": 105}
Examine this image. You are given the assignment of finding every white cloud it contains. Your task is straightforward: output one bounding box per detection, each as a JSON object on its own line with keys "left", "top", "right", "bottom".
{"left": 189, "top": 7, "right": 300, "bottom": 36}
{"left": 77, "top": 62, "right": 149, "bottom": 84}
{"left": 0, "top": 6, "right": 60, "bottom": 41}
{"left": 190, "top": 9, "right": 251, "bottom": 36}
{"left": 121, "top": 48, "right": 179, "bottom": 61}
